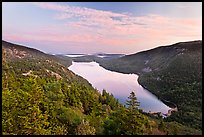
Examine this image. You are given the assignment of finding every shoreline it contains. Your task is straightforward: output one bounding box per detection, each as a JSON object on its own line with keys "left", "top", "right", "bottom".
{"left": 137, "top": 80, "right": 178, "bottom": 117}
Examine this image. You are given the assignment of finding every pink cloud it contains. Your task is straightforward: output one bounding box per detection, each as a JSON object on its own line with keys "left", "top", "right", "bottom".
{"left": 3, "top": 33, "right": 31, "bottom": 42}
{"left": 30, "top": 3, "right": 201, "bottom": 37}
{"left": 4, "top": 2, "right": 202, "bottom": 54}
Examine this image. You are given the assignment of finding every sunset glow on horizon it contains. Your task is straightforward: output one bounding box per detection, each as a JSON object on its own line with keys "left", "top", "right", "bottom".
{"left": 2, "top": 2, "right": 202, "bottom": 54}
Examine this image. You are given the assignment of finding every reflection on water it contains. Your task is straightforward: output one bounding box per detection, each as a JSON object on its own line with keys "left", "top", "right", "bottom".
{"left": 68, "top": 61, "right": 171, "bottom": 114}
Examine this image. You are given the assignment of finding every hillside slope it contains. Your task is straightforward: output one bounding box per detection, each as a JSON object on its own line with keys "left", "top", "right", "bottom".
{"left": 2, "top": 40, "right": 72, "bottom": 68}
{"left": 99, "top": 40, "right": 202, "bottom": 130}
{"left": 2, "top": 40, "right": 157, "bottom": 135}
{"left": 2, "top": 40, "right": 119, "bottom": 135}
{"left": 2, "top": 40, "right": 201, "bottom": 135}
{"left": 100, "top": 40, "right": 201, "bottom": 74}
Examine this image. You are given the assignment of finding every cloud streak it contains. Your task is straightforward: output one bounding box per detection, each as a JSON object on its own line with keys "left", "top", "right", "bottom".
{"left": 3, "top": 2, "right": 202, "bottom": 54}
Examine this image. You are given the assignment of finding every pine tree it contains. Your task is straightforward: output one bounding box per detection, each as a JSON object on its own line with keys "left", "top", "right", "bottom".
{"left": 126, "top": 91, "right": 140, "bottom": 112}
{"left": 125, "top": 91, "right": 145, "bottom": 135}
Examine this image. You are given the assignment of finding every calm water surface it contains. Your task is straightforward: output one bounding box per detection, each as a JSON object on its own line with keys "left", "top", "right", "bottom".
{"left": 68, "top": 61, "right": 171, "bottom": 114}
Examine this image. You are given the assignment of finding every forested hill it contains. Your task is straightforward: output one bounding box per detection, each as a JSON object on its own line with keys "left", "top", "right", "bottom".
{"left": 99, "top": 40, "right": 202, "bottom": 75}
{"left": 2, "top": 40, "right": 202, "bottom": 135}
{"left": 2, "top": 40, "right": 119, "bottom": 135}
{"left": 99, "top": 40, "right": 202, "bottom": 131}
{"left": 1, "top": 40, "right": 152, "bottom": 135}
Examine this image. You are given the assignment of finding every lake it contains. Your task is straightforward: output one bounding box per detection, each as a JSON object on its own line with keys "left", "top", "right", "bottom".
{"left": 68, "top": 61, "right": 171, "bottom": 115}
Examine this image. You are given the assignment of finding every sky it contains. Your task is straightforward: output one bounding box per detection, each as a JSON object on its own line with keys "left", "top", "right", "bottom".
{"left": 2, "top": 2, "right": 202, "bottom": 54}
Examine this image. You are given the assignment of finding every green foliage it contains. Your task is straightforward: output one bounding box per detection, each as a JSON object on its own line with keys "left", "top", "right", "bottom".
{"left": 2, "top": 73, "right": 51, "bottom": 135}
{"left": 103, "top": 107, "right": 128, "bottom": 135}
{"left": 125, "top": 91, "right": 149, "bottom": 135}
{"left": 138, "top": 50, "right": 202, "bottom": 130}
{"left": 126, "top": 91, "right": 140, "bottom": 111}
{"left": 158, "top": 119, "right": 166, "bottom": 132}
{"left": 164, "top": 121, "right": 202, "bottom": 135}
{"left": 101, "top": 89, "right": 120, "bottom": 110}
{"left": 3, "top": 40, "right": 200, "bottom": 135}
{"left": 75, "top": 120, "right": 96, "bottom": 135}
{"left": 100, "top": 40, "right": 202, "bottom": 132}
{"left": 2, "top": 62, "right": 152, "bottom": 135}
{"left": 103, "top": 91, "right": 150, "bottom": 135}
{"left": 2, "top": 53, "right": 119, "bottom": 135}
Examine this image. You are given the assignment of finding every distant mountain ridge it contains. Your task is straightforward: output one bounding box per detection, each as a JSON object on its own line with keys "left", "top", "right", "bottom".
{"left": 55, "top": 53, "right": 125, "bottom": 63}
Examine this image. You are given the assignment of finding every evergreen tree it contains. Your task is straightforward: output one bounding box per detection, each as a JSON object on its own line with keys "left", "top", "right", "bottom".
{"left": 126, "top": 91, "right": 140, "bottom": 111}
{"left": 125, "top": 91, "right": 146, "bottom": 135}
